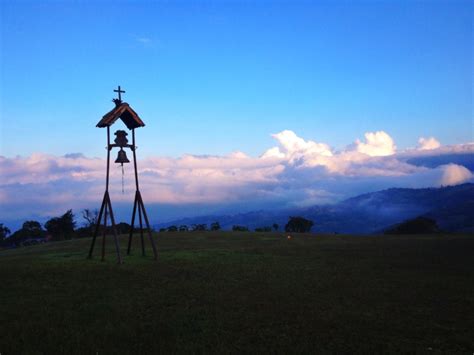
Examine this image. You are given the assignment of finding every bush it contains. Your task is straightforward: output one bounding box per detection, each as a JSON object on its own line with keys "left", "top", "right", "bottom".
{"left": 191, "top": 224, "right": 207, "bottom": 231}
{"left": 232, "top": 225, "right": 249, "bottom": 232}
{"left": 116, "top": 222, "right": 132, "bottom": 234}
{"left": 384, "top": 216, "right": 440, "bottom": 234}
{"left": 210, "top": 222, "right": 221, "bottom": 231}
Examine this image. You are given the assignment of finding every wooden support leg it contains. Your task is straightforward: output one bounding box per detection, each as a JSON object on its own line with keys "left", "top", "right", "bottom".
{"left": 127, "top": 191, "right": 139, "bottom": 255}
{"left": 138, "top": 191, "right": 158, "bottom": 260}
{"left": 88, "top": 192, "right": 107, "bottom": 259}
{"left": 138, "top": 197, "right": 145, "bottom": 256}
{"left": 101, "top": 203, "right": 108, "bottom": 261}
{"left": 106, "top": 192, "right": 123, "bottom": 264}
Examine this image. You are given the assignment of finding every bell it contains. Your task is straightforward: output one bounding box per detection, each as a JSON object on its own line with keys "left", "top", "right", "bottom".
{"left": 114, "top": 130, "right": 128, "bottom": 147}
{"left": 115, "top": 149, "right": 130, "bottom": 165}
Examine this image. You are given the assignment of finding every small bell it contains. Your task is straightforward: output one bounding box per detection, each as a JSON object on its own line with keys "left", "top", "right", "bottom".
{"left": 115, "top": 148, "right": 130, "bottom": 165}
{"left": 114, "top": 130, "right": 129, "bottom": 146}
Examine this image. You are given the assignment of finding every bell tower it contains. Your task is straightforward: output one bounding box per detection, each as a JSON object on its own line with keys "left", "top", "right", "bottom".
{"left": 88, "top": 86, "right": 158, "bottom": 263}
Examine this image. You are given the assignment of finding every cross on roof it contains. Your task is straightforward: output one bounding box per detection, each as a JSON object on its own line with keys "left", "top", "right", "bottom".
{"left": 114, "top": 85, "right": 126, "bottom": 101}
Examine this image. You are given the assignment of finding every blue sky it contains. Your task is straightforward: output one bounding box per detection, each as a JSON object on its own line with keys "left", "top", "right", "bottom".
{"left": 1, "top": 1, "right": 474, "bottom": 230}
{"left": 1, "top": 0, "right": 472, "bottom": 159}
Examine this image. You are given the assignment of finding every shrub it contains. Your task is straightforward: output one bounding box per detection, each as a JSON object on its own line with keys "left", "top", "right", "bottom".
{"left": 232, "top": 225, "right": 249, "bottom": 232}
{"left": 384, "top": 216, "right": 439, "bottom": 234}
{"left": 191, "top": 224, "right": 207, "bottom": 231}
{"left": 210, "top": 222, "right": 221, "bottom": 231}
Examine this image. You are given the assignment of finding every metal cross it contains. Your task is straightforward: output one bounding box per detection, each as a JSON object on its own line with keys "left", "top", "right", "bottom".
{"left": 114, "top": 85, "right": 126, "bottom": 101}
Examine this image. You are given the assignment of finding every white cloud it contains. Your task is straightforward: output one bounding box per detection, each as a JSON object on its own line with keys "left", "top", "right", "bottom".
{"left": 439, "top": 164, "right": 472, "bottom": 186}
{"left": 418, "top": 137, "right": 441, "bottom": 150}
{"left": 261, "top": 146, "right": 286, "bottom": 159}
{"left": 262, "top": 130, "right": 332, "bottom": 162}
{"left": 270, "top": 130, "right": 333, "bottom": 158}
{"left": 0, "top": 130, "right": 472, "bottom": 225}
{"left": 354, "top": 131, "right": 396, "bottom": 157}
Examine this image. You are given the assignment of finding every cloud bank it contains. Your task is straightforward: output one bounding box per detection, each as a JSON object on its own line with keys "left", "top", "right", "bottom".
{"left": 1, "top": 130, "right": 473, "bottom": 225}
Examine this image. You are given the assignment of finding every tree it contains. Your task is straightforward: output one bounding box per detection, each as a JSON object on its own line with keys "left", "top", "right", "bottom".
{"left": 82, "top": 209, "right": 98, "bottom": 228}
{"left": 285, "top": 216, "right": 314, "bottom": 233}
{"left": 255, "top": 226, "right": 271, "bottom": 232}
{"left": 22, "top": 221, "right": 44, "bottom": 237}
{"left": 0, "top": 224, "right": 11, "bottom": 241}
{"left": 7, "top": 220, "right": 45, "bottom": 245}
{"left": 272, "top": 223, "right": 279, "bottom": 231}
{"left": 45, "top": 210, "right": 76, "bottom": 241}
{"left": 167, "top": 225, "right": 178, "bottom": 232}
{"left": 210, "top": 221, "right": 221, "bottom": 231}
{"left": 179, "top": 225, "right": 189, "bottom": 232}
{"left": 74, "top": 209, "right": 100, "bottom": 238}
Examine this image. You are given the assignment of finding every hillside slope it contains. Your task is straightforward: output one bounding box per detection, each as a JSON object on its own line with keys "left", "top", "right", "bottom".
{"left": 2, "top": 233, "right": 474, "bottom": 353}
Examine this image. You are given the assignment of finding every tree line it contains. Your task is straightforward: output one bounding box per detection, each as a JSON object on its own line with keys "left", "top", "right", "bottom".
{"left": 159, "top": 217, "right": 314, "bottom": 234}
{"left": 1, "top": 210, "right": 314, "bottom": 247}
{"left": 0, "top": 209, "right": 114, "bottom": 247}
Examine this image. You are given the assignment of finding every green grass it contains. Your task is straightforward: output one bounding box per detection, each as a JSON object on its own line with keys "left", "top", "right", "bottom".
{"left": 1, "top": 232, "right": 473, "bottom": 354}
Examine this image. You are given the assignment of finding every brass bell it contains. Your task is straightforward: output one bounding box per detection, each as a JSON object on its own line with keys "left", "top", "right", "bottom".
{"left": 115, "top": 148, "right": 130, "bottom": 165}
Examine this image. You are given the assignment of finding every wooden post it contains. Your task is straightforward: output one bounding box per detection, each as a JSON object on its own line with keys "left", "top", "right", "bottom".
{"left": 106, "top": 127, "right": 111, "bottom": 191}
{"left": 106, "top": 192, "right": 122, "bottom": 264}
{"left": 138, "top": 192, "right": 158, "bottom": 260}
{"left": 126, "top": 129, "right": 158, "bottom": 259}
{"left": 132, "top": 129, "right": 140, "bottom": 191}
{"left": 127, "top": 191, "right": 138, "bottom": 255}
{"left": 88, "top": 126, "right": 123, "bottom": 264}
{"left": 101, "top": 203, "right": 108, "bottom": 261}
{"left": 88, "top": 192, "right": 106, "bottom": 259}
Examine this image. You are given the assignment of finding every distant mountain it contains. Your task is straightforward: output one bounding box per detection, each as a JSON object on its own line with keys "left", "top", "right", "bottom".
{"left": 314, "top": 183, "right": 474, "bottom": 233}
{"left": 406, "top": 153, "right": 474, "bottom": 171}
{"left": 155, "top": 184, "right": 474, "bottom": 234}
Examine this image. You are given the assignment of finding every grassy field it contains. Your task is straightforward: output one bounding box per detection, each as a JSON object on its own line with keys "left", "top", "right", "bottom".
{"left": 1, "top": 232, "right": 473, "bottom": 354}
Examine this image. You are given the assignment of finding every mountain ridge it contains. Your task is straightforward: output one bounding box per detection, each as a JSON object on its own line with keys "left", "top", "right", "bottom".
{"left": 155, "top": 183, "right": 474, "bottom": 234}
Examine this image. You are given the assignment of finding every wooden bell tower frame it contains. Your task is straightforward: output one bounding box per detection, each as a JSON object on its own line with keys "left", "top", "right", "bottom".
{"left": 88, "top": 86, "right": 157, "bottom": 263}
